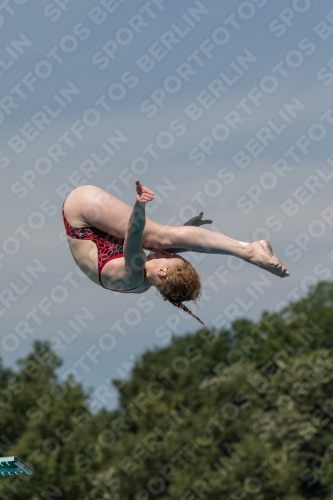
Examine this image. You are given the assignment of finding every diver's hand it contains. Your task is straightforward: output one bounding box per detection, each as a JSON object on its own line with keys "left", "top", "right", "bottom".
{"left": 183, "top": 212, "right": 212, "bottom": 227}
{"left": 135, "top": 180, "right": 154, "bottom": 203}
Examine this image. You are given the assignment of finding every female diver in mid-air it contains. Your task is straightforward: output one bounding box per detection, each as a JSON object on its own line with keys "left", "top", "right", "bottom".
{"left": 62, "top": 182, "right": 289, "bottom": 330}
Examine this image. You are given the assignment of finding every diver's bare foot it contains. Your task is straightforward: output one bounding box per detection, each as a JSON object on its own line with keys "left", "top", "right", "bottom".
{"left": 246, "top": 240, "right": 290, "bottom": 278}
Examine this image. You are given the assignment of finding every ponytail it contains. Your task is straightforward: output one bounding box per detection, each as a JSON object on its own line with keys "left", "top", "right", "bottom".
{"left": 169, "top": 300, "right": 209, "bottom": 335}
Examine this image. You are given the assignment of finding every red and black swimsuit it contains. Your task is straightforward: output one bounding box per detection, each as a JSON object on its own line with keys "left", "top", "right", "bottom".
{"left": 62, "top": 204, "right": 148, "bottom": 292}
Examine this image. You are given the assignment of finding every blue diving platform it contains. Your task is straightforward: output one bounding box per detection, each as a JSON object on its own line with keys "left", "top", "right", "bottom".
{"left": 0, "top": 457, "right": 33, "bottom": 476}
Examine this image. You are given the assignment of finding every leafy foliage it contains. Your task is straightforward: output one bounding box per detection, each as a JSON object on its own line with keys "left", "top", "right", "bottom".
{"left": 1, "top": 282, "right": 333, "bottom": 499}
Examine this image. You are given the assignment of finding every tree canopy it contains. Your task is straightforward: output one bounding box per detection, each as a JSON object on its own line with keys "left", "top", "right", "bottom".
{"left": 1, "top": 281, "right": 333, "bottom": 500}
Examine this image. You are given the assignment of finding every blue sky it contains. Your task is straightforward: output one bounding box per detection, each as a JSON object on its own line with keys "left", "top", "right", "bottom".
{"left": 1, "top": 0, "right": 333, "bottom": 410}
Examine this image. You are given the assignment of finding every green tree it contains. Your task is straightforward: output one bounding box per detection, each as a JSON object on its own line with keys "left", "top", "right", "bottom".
{"left": 2, "top": 282, "right": 333, "bottom": 499}
{"left": 0, "top": 341, "right": 115, "bottom": 500}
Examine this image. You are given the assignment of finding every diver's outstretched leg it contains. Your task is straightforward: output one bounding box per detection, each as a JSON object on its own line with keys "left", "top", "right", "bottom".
{"left": 162, "top": 226, "right": 289, "bottom": 278}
